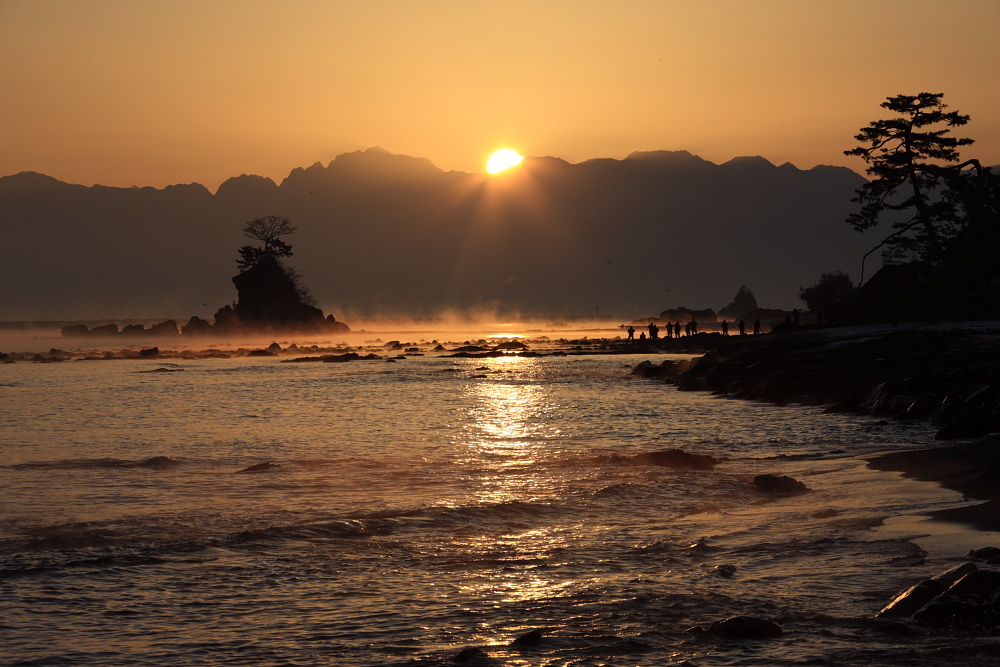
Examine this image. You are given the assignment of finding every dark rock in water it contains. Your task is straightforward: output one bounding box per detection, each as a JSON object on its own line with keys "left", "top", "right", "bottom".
{"left": 632, "top": 449, "right": 719, "bottom": 470}
{"left": 632, "top": 359, "right": 659, "bottom": 377}
{"left": 509, "top": 629, "right": 543, "bottom": 647}
{"left": 237, "top": 462, "right": 279, "bottom": 473}
{"left": 946, "top": 568, "right": 1000, "bottom": 601}
{"left": 970, "top": 547, "right": 1000, "bottom": 561}
{"left": 323, "top": 352, "right": 361, "bottom": 363}
{"left": 935, "top": 414, "right": 990, "bottom": 441}
{"left": 713, "top": 564, "right": 737, "bottom": 578}
{"left": 931, "top": 562, "right": 978, "bottom": 588}
{"left": 753, "top": 473, "right": 809, "bottom": 495}
{"left": 247, "top": 348, "right": 274, "bottom": 357}
{"left": 138, "top": 347, "right": 159, "bottom": 358}
{"left": 707, "top": 616, "right": 782, "bottom": 639}
{"left": 453, "top": 647, "right": 489, "bottom": 663}
{"left": 912, "top": 595, "right": 1000, "bottom": 628}
{"left": 633, "top": 359, "right": 691, "bottom": 379}
{"left": 877, "top": 579, "right": 947, "bottom": 618}
{"left": 213, "top": 255, "right": 350, "bottom": 334}
{"left": 687, "top": 537, "right": 720, "bottom": 553}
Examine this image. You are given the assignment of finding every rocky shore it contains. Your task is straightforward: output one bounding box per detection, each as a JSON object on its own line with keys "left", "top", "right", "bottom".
{"left": 638, "top": 322, "right": 1000, "bottom": 529}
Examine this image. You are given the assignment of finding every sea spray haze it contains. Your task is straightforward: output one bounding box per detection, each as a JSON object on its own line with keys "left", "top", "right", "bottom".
{"left": 2, "top": 345, "right": 989, "bottom": 666}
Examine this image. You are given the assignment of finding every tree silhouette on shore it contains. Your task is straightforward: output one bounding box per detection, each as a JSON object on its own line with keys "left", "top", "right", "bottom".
{"left": 845, "top": 93, "right": 982, "bottom": 275}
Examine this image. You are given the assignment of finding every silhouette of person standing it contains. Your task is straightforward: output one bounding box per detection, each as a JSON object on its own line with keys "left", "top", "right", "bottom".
{"left": 690, "top": 318, "right": 698, "bottom": 335}
{"left": 674, "top": 321, "right": 681, "bottom": 338}
{"left": 648, "top": 322, "right": 659, "bottom": 340}
{"left": 738, "top": 319, "right": 746, "bottom": 336}
{"left": 721, "top": 319, "right": 729, "bottom": 335}
{"left": 627, "top": 325, "right": 635, "bottom": 340}
{"left": 753, "top": 318, "right": 761, "bottom": 335}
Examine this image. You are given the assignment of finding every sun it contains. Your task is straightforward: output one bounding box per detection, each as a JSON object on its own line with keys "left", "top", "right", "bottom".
{"left": 486, "top": 148, "right": 524, "bottom": 174}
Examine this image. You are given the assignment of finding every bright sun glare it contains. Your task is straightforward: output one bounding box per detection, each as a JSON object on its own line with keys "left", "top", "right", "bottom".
{"left": 486, "top": 149, "right": 524, "bottom": 174}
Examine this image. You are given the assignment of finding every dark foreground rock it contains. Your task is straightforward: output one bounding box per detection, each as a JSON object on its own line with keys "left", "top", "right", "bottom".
{"left": 877, "top": 561, "right": 1000, "bottom": 631}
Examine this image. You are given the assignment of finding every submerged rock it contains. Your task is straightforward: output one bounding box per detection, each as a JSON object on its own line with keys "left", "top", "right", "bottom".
{"left": 509, "top": 629, "right": 544, "bottom": 647}
{"left": 136, "top": 456, "right": 183, "bottom": 469}
{"left": 452, "top": 646, "right": 489, "bottom": 663}
{"left": 707, "top": 616, "right": 783, "bottom": 639}
{"left": 631, "top": 449, "right": 719, "bottom": 470}
{"left": 752, "top": 474, "right": 809, "bottom": 495}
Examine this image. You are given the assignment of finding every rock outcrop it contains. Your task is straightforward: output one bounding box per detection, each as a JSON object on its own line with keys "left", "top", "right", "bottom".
{"left": 213, "top": 255, "right": 348, "bottom": 334}
{"left": 669, "top": 325, "right": 1000, "bottom": 439}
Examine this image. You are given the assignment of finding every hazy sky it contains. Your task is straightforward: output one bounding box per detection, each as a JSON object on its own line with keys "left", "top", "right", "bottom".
{"left": 2, "top": 0, "right": 997, "bottom": 190}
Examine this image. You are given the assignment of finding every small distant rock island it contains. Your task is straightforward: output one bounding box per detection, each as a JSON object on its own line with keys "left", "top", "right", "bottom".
{"left": 64, "top": 215, "right": 349, "bottom": 339}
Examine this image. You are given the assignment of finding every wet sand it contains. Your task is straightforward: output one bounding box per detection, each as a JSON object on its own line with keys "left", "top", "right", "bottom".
{"left": 868, "top": 435, "right": 1000, "bottom": 531}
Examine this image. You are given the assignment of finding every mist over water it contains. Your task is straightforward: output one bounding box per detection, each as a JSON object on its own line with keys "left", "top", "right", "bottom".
{"left": 1, "top": 334, "right": 990, "bottom": 665}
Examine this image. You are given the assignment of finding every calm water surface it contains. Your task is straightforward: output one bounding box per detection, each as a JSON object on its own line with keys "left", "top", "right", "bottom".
{"left": 0, "top": 351, "right": 992, "bottom": 665}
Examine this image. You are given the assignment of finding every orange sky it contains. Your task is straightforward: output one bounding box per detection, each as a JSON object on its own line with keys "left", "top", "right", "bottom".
{"left": 2, "top": 0, "right": 997, "bottom": 190}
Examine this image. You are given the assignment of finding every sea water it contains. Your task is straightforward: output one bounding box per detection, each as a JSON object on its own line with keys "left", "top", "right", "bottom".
{"left": 0, "top": 345, "right": 995, "bottom": 665}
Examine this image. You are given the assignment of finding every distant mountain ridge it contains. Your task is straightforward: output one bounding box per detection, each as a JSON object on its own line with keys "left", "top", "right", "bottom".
{"left": 0, "top": 148, "right": 875, "bottom": 321}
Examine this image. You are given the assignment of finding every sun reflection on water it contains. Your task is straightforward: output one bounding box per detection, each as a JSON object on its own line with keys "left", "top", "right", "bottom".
{"left": 460, "top": 357, "right": 567, "bottom": 503}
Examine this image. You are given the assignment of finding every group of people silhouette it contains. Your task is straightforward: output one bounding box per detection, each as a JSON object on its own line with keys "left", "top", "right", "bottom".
{"left": 626, "top": 317, "right": 761, "bottom": 341}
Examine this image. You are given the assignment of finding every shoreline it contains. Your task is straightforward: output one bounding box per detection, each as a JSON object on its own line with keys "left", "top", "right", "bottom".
{"left": 866, "top": 436, "right": 1000, "bottom": 531}
{"left": 661, "top": 321, "right": 1000, "bottom": 532}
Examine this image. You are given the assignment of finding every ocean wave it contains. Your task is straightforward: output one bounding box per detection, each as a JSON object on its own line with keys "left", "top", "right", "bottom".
{"left": 224, "top": 517, "right": 399, "bottom": 545}
{"left": 8, "top": 456, "right": 184, "bottom": 470}
{"left": 585, "top": 448, "right": 722, "bottom": 470}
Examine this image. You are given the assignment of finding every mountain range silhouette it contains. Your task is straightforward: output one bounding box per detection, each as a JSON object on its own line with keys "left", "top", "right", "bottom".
{"left": 1, "top": 147, "right": 878, "bottom": 321}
